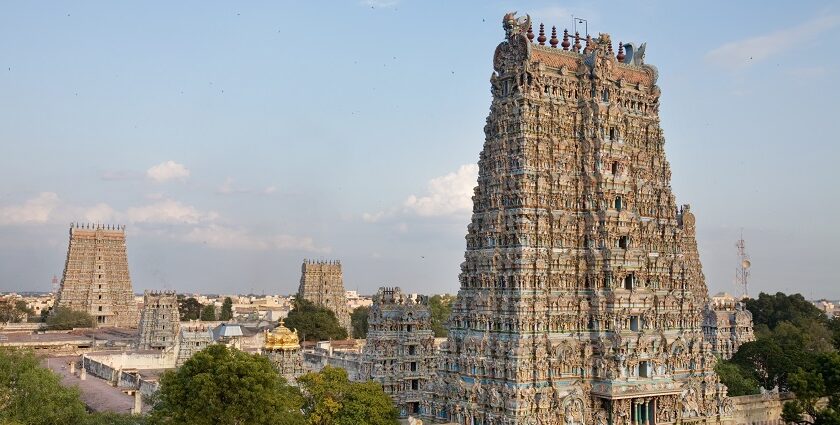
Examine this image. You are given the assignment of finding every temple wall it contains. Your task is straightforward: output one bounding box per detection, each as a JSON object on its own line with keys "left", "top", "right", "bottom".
{"left": 730, "top": 393, "right": 792, "bottom": 425}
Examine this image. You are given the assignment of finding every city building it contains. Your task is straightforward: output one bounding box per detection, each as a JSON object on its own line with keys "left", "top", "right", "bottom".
{"left": 425, "top": 14, "right": 732, "bottom": 424}
{"left": 360, "top": 287, "right": 437, "bottom": 417}
{"left": 703, "top": 293, "right": 755, "bottom": 360}
{"left": 55, "top": 224, "right": 138, "bottom": 327}
{"left": 264, "top": 320, "right": 305, "bottom": 383}
{"left": 297, "top": 260, "right": 352, "bottom": 334}
{"left": 138, "top": 290, "right": 180, "bottom": 350}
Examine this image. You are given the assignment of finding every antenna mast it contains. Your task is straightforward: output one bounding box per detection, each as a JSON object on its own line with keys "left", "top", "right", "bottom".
{"left": 51, "top": 275, "right": 59, "bottom": 294}
{"left": 735, "top": 230, "right": 751, "bottom": 299}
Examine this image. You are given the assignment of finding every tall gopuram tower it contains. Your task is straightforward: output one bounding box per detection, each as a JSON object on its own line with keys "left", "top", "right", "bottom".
{"left": 56, "top": 223, "right": 138, "bottom": 328}
{"left": 297, "top": 259, "right": 352, "bottom": 335}
{"left": 424, "top": 13, "right": 733, "bottom": 425}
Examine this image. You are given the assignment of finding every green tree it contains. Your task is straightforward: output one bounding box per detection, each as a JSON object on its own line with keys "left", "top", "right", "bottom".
{"left": 715, "top": 359, "right": 759, "bottom": 396}
{"left": 178, "top": 296, "right": 203, "bottom": 321}
{"left": 0, "top": 299, "right": 34, "bottom": 323}
{"left": 351, "top": 306, "right": 369, "bottom": 339}
{"left": 284, "top": 298, "right": 348, "bottom": 342}
{"left": 0, "top": 348, "right": 142, "bottom": 425}
{"left": 219, "top": 297, "right": 233, "bottom": 321}
{"left": 0, "top": 348, "right": 88, "bottom": 424}
{"left": 428, "top": 294, "right": 454, "bottom": 337}
{"left": 149, "top": 344, "right": 304, "bottom": 425}
{"left": 199, "top": 304, "right": 216, "bottom": 321}
{"left": 298, "top": 366, "right": 398, "bottom": 425}
{"left": 46, "top": 307, "right": 95, "bottom": 330}
{"left": 781, "top": 352, "right": 840, "bottom": 425}
{"left": 746, "top": 292, "right": 829, "bottom": 331}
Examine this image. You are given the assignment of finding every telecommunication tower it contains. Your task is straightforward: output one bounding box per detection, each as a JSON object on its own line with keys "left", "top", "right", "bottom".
{"left": 735, "top": 230, "right": 751, "bottom": 299}
{"left": 51, "top": 275, "right": 59, "bottom": 294}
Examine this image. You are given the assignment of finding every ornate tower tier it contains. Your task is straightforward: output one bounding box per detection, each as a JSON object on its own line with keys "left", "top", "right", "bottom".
{"left": 297, "top": 259, "right": 352, "bottom": 335}
{"left": 424, "top": 13, "right": 732, "bottom": 425}
{"left": 56, "top": 223, "right": 138, "bottom": 328}
{"left": 360, "top": 287, "right": 437, "bottom": 417}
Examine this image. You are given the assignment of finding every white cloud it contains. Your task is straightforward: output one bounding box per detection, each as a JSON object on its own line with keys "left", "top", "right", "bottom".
{"left": 361, "top": 0, "right": 398, "bottom": 8}
{"left": 125, "top": 200, "right": 218, "bottom": 224}
{"left": 403, "top": 164, "right": 478, "bottom": 217}
{"left": 705, "top": 15, "right": 840, "bottom": 70}
{"left": 362, "top": 211, "right": 386, "bottom": 223}
{"left": 146, "top": 161, "right": 190, "bottom": 183}
{"left": 82, "top": 203, "right": 117, "bottom": 223}
{"left": 217, "top": 177, "right": 277, "bottom": 196}
{"left": 183, "top": 224, "right": 329, "bottom": 253}
{"left": 0, "top": 192, "right": 60, "bottom": 225}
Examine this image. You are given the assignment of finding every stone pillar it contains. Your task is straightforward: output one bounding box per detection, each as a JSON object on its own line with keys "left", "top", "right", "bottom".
{"left": 133, "top": 390, "right": 142, "bottom": 415}
{"left": 69, "top": 361, "right": 75, "bottom": 375}
{"left": 80, "top": 367, "right": 87, "bottom": 381}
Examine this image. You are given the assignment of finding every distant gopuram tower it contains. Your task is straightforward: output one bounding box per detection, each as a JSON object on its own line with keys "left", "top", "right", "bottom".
{"left": 56, "top": 223, "right": 138, "bottom": 328}
{"left": 297, "top": 259, "right": 352, "bottom": 335}
{"left": 424, "top": 13, "right": 732, "bottom": 425}
{"left": 138, "top": 290, "right": 180, "bottom": 350}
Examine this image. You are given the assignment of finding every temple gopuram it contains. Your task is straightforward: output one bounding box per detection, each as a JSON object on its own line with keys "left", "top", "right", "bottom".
{"left": 264, "top": 320, "right": 305, "bottom": 383}
{"left": 423, "top": 12, "right": 733, "bottom": 425}
{"left": 55, "top": 223, "right": 138, "bottom": 328}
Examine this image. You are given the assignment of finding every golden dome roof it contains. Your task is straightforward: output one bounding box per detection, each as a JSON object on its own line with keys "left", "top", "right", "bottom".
{"left": 264, "top": 320, "right": 300, "bottom": 351}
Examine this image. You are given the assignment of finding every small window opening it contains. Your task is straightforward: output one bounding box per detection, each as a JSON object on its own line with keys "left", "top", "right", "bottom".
{"left": 611, "top": 162, "right": 619, "bottom": 175}
{"left": 624, "top": 274, "right": 634, "bottom": 290}
{"left": 618, "top": 236, "right": 629, "bottom": 249}
{"left": 614, "top": 197, "right": 623, "bottom": 210}
{"left": 609, "top": 128, "right": 616, "bottom": 140}
{"left": 602, "top": 89, "right": 609, "bottom": 102}
{"left": 630, "top": 316, "right": 640, "bottom": 331}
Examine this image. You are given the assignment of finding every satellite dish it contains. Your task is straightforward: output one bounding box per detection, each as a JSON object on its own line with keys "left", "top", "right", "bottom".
{"left": 741, "top": 259, "right": 751, "bottom": 269}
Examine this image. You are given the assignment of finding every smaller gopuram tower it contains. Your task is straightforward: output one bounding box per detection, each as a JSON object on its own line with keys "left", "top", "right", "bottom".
{"left": 56, "top": 223, "right": 138, "bottom": 327}
{"left": 702, "top": 293, "right": 755, "bottom": 360}
{"left": 297, "top": 259, "right": 352, "bottom": 335}
{"left": 138, "top": 290, "right": 180, "bottom": 350}
{"left": 264, "top": 320, "right": 306, "bottom": 383}
{"left": 360, "top": 287, "right": 437, "bottom": 418}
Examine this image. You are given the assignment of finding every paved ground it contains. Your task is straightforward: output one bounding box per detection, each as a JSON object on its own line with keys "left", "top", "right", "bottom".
{"left": 43, "top": 356, "right": 151, "bottom": 414}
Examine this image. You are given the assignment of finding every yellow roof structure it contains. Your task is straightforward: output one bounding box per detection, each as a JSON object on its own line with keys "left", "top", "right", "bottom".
{"left": 264, "top": 320, "right": 300, "bottom": 351}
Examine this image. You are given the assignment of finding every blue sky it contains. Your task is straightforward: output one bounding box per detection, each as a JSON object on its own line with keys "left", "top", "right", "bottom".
{"left": 1, "top": 1, "right": 838, "bottom": 298}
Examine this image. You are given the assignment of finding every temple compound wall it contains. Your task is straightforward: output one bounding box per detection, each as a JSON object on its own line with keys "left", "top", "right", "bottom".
{"left": 702, "top": 293, "right": 755, "bottom": 360}
{"left": 297, "top": 259, "right": 352, "bottom": 334}
{"left": 138, "top": 290, "right": 180, "bottom": 350}
{"left": 360, "top": 287, "right": 438, "bottom": 417}
{"left": 424, "top": 12, "right": 735, "bottom": 425}
{"left": 56, "top": 224, "right": 138, "bottom": 328}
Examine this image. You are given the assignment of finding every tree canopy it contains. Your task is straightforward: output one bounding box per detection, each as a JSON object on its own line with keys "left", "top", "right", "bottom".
{"left": 298, "top": 366, "right": 398, "bottom": 425}
{"left": 0, "top": 348, "right": 144, "bottom": 425}
{"left": 284, "top": 298, "right": 348, "bottom": 342}
{"left": 199, "top": 304, "right": 216, "bottom": 321}
{"left": 716, "top": 292, "right": 840, "bottom": 423}
{"left": 219, "top": 297, "right": 233, "bottom": 321}
{"left": 428, "top": 294, "right": 454, "bottom": 337}
{"left": 0, "top": 299, "right": 33, "bottom": 323}
{"left": 149, "top": 344, "right": 304, "bottom": 425}
{"left": 46, "top": 307, "right": 95, "bottom": 330}
{"left": 351, "top": 306, "right": 369, "bottom": 339}
{"left": 178, "top": 296, "right": 202, "bottom": 321}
